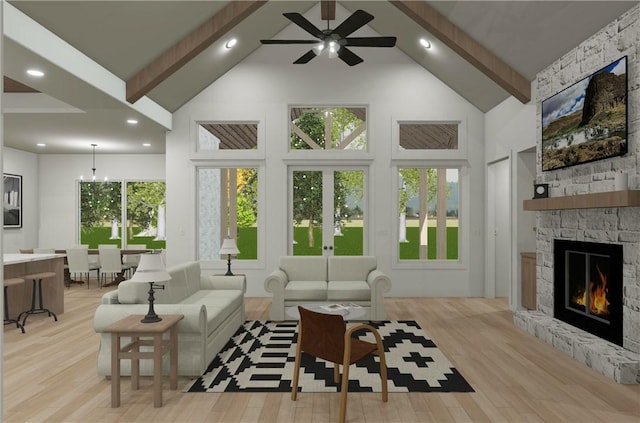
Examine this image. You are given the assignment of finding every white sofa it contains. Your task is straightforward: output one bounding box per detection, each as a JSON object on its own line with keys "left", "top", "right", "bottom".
{"left": 264, "top": 256, "right": 391, "bottom": 321}
{"left": 93, "top": 261, "right": 245, "bottom": 377}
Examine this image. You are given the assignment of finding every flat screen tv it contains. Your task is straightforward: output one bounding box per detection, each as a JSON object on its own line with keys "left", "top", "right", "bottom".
{"left": 541, "top": 56, "right": 627, "bottom": 171}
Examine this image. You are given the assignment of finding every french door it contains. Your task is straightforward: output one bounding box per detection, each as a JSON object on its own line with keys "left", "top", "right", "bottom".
{"left": 289, "top": 167, "right": 366, "bottom": 256}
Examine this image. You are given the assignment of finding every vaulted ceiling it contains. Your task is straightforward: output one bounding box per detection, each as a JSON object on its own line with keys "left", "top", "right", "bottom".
{"left": 3, "top": 1, "right": 636, "bottom": 154}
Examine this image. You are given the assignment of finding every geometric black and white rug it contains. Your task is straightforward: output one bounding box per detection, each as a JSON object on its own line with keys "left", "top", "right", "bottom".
{"left": 185, "top": 320, "right": 474, "bottom": 393}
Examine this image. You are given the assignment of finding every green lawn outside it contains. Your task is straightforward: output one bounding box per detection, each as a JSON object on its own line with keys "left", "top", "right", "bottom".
{"left": 399, "top": 227, "right": 458, "bottom": 259}
{"left": 80, "top": 227, "right": 166, "bottom": 249}
{"left": 81, "top": 225, "right": 457, "bottom": 260}
{"left": 237, "top": 227, "right": 257, "bottom": 259}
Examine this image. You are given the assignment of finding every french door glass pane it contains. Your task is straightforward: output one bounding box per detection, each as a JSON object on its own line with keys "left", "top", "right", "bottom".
{"left": 292, "top": 170, "right": 323, "bottom": 256}
{"left": 333, "top": 170, "right": 364, "bottom": 256}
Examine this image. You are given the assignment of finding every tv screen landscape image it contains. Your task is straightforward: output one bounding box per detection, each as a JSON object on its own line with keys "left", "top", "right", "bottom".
{"left": 541, "top": 56, "right": 627, "bottom": 171}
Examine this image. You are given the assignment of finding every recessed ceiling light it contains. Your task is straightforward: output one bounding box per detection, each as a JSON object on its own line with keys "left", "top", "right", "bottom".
{"left": 142, "top": 143, "right": 151, "bottom": 147}
{"left": 225, "top": 38, "right": 237, "bottom": 49}
{"left": 27, "top": 69, "right": 44, "bottom": 77}
{"left": 127, "top": 119, "right": 138, "bottom": 125}
{"left": 36, "top": 143, "right": 46, "bottom": 147}
{"left": 419, "top": 38, "right": 431, "bottom": 49}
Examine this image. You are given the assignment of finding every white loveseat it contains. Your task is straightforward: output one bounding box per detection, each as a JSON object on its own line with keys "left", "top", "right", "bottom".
{"left": 264, "top": 256, "right": 391, "bottom": 321}
{"left": 93, "top": 261, "right": 245, "bottom": 377}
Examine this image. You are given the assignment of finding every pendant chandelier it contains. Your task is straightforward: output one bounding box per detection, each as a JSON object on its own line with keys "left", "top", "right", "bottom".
{"left": 80, "top": 144, "right": 108, "bottom": 182}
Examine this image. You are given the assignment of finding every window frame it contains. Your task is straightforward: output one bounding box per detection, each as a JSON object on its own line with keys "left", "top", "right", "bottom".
{"left": 391, "top": 161, "right": 468, "bottom": 270}
{"left": 194, "top": 161, "right": 265, "bottom": 271}
{"left": 392, "top": 119, "right": 467, "bottom": 160}
{"left": 192, "top": 117, "right": 266, "bottom": 160}
{"left": 287, "top": 105, "right": 373, "bottom": 161}
{"left": 76, "top": 178, "right": 166, "bottom": 249}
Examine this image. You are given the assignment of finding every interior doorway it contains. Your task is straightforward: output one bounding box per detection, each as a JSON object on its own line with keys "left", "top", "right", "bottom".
{"left": 487, "top": 157, "right": 511, "bottom": 298}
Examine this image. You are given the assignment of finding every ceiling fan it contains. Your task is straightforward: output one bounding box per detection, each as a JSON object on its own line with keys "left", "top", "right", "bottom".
{"left": 260, "top": 9, "right": 396, "bottom": 66}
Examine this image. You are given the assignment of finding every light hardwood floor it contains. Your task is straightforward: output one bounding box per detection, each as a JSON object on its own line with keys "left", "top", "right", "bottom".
{"left": 3, "top": 285, "right": 639, "bottom": 422}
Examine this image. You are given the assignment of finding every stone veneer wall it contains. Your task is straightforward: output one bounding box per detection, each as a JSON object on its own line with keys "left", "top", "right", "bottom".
{"left": 512, "top": 3, "right": 640, "bottom": 383}
{"left": 533, "top": 4, "right": 640, "bottom": 356}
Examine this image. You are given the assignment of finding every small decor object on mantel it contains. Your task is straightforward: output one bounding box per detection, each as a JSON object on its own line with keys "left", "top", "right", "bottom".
{"left": 533, "top": 183, "right": 549, "bottom": 199}
{"left": 615, "top": 170, "right": 628, "bottom": 191}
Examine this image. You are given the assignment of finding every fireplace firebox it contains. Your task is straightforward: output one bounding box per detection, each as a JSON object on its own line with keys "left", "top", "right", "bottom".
{"left": 554, "top": 239, "right": 623, "bottom": 346}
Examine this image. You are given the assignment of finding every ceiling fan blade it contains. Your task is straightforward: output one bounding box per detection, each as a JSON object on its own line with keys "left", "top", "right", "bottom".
{"left": 345, "top": 37, "right": 397, "bottom": 47}
{"left": 293, "top": 50, "right": 318, "bottom": 64}
{"left": 337, "top": 47, "right": 363, "bottom": 66}
{"left": 283, "top": 12, "right": 324, "bottom": 39}
{"left": 333, "top": 9, "right": 373, "bottom": 38}
{"left": 261, "top": 40, "right": 319, "bottom": 45}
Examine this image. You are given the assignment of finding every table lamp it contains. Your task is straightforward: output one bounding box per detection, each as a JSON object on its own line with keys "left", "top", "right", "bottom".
{"left": 219, "top": 238, "right": 240, "bottom": 276}
{"left": 128, "top": 253, "right": 171, "bottom": 323}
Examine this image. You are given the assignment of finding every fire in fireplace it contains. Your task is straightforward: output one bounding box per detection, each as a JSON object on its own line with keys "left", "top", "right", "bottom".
{"left": 554, "top": 239, "right": 622, "bottom": 346}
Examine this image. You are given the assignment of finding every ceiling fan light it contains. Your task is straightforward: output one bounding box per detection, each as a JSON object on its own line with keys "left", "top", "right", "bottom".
{"left": 312, "top": 42, "right": 325, "bottom": 55}
{"left": 328, "top": 41, "right": 340, "bottom": 59}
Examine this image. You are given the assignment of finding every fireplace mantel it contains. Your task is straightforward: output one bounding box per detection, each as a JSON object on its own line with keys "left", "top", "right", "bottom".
{"left": 523, "top": 190, "right": 640, "bottom": 211}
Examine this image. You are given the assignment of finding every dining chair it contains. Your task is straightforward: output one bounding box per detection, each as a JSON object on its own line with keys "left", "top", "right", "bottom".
{"left": 291, "top": 306, "right": 388, "bottom": 423}
{"left": 66, "top": 247, "right": 100, "bottom": 288}
{"left": 98, "top": 247, "right": 132, "bottom": 287}
{"left": 123, "top": 244, "right": 146, "bottom": 277}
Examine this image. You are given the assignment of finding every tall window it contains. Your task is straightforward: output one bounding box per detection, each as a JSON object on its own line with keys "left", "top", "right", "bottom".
{"left": 198, "top": 167, "right": 258, "bottom": 261}
{"left": 79, "top": 181, "right": 166, "bottom": 249}
{"left": 398, "top": 168, "right": 459, "bottom": 260}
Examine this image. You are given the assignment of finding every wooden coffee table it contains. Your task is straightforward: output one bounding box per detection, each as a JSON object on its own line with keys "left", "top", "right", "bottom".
{"left": 104, "top": 314, "right": 184, "bottom": 408}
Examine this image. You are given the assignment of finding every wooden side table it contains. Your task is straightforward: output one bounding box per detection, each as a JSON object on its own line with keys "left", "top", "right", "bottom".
{"left": 104, "top": 314, "right": 184, "bottom": 408}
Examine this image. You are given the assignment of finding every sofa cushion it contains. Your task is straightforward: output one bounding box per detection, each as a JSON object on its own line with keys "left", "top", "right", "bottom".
{"left": 284, "top": 281, "right": 327, "bottom": 301}
{"left": 327, "top": 281, "right": 371, "bottom": 301}
{"left": 280, "top": 256, "right": 327, "bottom": 281}
{"left": 181, "top": 290, "right": 244, "bottom": 337}
{"left": 164, "top": 261, "right": 201, "bottom": 303}
{"left": 328, "top": 256, "right": 377, "bottom": 281}
{"left": 116, "top": 280, "right": 147, "bottom": 304}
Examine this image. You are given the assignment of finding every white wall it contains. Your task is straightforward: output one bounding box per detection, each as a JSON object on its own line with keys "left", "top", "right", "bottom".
{"left": 485, "top": 91, "right": 538, "bottom": 309}
{"left": 167, "top": 35, "right": 486, "bottom": 297}
{"left": 3, "top": 147, "right": 38, "bottom": 252}
{"left": 37, "top": 154, "right": 165, "bottom": 249}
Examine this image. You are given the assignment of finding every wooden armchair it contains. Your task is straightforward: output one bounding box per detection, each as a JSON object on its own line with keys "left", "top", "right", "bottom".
{"left": 291, "top": 306, "right": 388, "bottom": 423}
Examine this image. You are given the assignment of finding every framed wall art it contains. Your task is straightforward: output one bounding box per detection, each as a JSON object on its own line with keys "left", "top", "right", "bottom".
{"left": 3, "top": 173, "right": 22, "bottom": 228}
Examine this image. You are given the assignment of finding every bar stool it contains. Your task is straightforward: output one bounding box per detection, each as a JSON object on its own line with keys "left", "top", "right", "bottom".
{"left": 18, "top": 272, "right": 58, "bottom": 326}
{"left": 3, "top": 278, "right": 26, "bottom": 333}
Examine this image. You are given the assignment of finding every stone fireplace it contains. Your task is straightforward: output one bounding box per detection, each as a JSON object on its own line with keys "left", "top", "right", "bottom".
{"left": 553, "top": 239, "right": 623, "bottom": 346}
{"left": 512, "top": 2, "right": 640, "bottom": 384}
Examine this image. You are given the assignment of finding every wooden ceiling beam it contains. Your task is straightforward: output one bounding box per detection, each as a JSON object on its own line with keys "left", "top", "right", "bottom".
{"left": 4, "top": 76, "right": 39, "bottom": 93}
{"left": 390, "top": 0, "right": 531, "bottom": 104}
{"left": 321, "top": 0, "right": 336, "bottom": 21}
{"left": 126, "top": 0, "right": 267, "bottom": 104}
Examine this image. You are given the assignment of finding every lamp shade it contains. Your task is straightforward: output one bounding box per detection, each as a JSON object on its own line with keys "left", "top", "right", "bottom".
{"left": 128, "top": 253, "right": 171, "bottom": 283}
{"left": 219, "top": 238, "right": 240, "bottom": 255}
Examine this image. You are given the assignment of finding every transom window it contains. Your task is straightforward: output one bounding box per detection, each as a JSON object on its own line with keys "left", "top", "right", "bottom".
{"left": 399, "top": 123, "right": 458, "bottom": 150}
{"left": 198, "top": 123, "right": 258, "bottom": 151}
{"left": 290, "top": 106, "right": 367, "bottom": 151}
